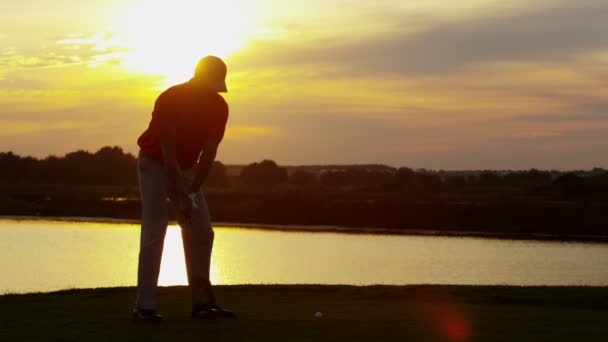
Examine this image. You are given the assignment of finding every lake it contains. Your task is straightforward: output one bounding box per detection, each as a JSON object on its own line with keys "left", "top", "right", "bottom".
{"left": 1, "top": 218, "right": 607, "bottom": 294}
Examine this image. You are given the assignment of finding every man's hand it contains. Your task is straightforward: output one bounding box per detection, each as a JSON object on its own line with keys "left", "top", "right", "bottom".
{"left": 166, "top": 185, "right": 192, "bottom": 219}
{"left": 188, "top": 193, "right": 199, "bottom": 209}
{"left": 160, "top": 139, "right": 194, "bottom": 221}
{"left": 190, "top": 141, "right": 219, "bottom": 192}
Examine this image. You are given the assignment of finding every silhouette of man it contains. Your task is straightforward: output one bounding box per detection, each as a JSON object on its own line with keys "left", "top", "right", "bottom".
{"left": 133, "top": 56, "right": 235, "bottom": 321}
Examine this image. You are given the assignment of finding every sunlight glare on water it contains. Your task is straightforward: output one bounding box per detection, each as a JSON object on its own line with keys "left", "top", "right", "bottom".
{"left": 1, "top": 219, "right": 608, "bottom": 294}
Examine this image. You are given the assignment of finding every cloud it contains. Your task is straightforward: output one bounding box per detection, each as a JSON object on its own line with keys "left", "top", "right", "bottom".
{"left": 0, "top": 119, "right": 102, "bottom": 136}
{"left": 228, "top": 57, "right": 608, "bottom": 129}
{"left": 0, "top": 32, "right": 129, "bottom": 77}
{"left": 55, "top": 32, "right": 129, "bottom": 66}
{"left": 233, "top": 1, "right": 608, "bottom": 77}
{"left": 0, "top": 50, "right": 81, "bottom": 70}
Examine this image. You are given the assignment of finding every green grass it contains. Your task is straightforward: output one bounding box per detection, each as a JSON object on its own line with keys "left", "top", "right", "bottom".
{"left": 1, "top": 285, "right": 607, "bottom": 341}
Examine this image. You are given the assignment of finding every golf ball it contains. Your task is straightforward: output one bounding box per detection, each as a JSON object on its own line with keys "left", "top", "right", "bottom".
{"left": 314, "top": 312, "right": 323, "bottom": 319}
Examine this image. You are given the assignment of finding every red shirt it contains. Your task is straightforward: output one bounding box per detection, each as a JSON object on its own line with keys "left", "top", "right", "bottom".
{"left": 137, "top": 82, "right": 229, "bottom": 169}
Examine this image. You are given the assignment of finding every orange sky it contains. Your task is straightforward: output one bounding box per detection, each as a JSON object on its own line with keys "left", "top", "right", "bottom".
{"left": 1, "top": 0, "right": 607, "bottom": 169}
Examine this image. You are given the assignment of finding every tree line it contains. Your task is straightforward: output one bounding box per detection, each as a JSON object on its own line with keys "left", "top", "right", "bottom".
{"left": 1, "top": 147, "right": 607, "bottom": 198}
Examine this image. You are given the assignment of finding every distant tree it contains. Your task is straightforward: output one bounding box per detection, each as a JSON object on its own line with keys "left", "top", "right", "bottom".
{"left": 416, "top": 171, "right": 442, "bottom": 193}
{"left": 503, "top": 169, "right": 552, "bottom": 187}
{"left": 0, "top": 151, "right": 18, "bottom": 162}
{"left": 553, "top": 173, "right": 584, "bottom": 186}
{"left": 289, "top": 170, "right": 318, "bottom": 186}
{"left": 0, "top": 146, "right": 138, "bottom": 185}
{"left": 587, "top": 169, "right": 608, "bottom": 187}
{"left": 319, "top": 170, "right": 347, "bottom": 186}
{"left": 0, "top": 152, "right": 37, "bottom": 182}
{"left": 475, "top": 171, "right": 502, "bottom": 186}
{"left": 525, "top": 169, "right": 553, "bottom": 184}
{"left": 444, "top": 174, "right": 469, "bottom": 188}
{"left": 93, "top": 146, "right": 137, "bottom": 185}
{"left": 40, "top": 155, "right": 62, "bottom": 184}
{"left": 361, "top": 169, "right": 394, "bottom": 187}
{"left": 550, "top": 172, "right": 606, "bottom": 199}
{"left": 319, "top": 168, "right": 394, "bottom": 187}
{"left": 240, "top": 160, "right": 288, "bottom": 187}
{"left": 61, "top": 150, "right": 94, "bottom": 184}
{"left": 394, "top": 167, "right": 417, "bottom": 187}
{"left": 95, "top": 146, "right": 128, "bottom": 162}
{"left": 204, "top": 161, "right": 230, "bottom": 188}
{"left": 394, "top": 167, "right": 441, "bottom": 194}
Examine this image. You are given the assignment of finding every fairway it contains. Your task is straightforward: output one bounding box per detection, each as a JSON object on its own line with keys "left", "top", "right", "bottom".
{"left": 1, "top": 285, "right": 607, "bottom": 341}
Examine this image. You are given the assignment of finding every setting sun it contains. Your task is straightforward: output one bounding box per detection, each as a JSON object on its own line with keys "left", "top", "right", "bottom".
{"left": 113, "top": 0, "right": 258, "bottom": 85}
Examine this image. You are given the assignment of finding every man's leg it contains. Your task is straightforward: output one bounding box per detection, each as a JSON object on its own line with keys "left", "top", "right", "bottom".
{"left": 134, "top": 151, "right": 169, "bottom": 311}
{"left": 177, "top": 187, "right": 216, "bottom": 311}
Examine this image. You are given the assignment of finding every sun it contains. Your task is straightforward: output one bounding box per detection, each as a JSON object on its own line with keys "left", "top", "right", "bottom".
{"left": 113, "top": 0, "right": 258, "bottom": 86}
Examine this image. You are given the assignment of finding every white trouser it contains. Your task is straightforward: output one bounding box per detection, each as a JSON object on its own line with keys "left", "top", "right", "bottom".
{"left": 135, "top": 150, "right": 215, "bottom": 311}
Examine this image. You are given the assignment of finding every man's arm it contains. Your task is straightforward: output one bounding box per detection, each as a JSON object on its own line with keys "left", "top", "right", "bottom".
{"left": 190, "top": 141, "right": 219, "bottom": 193}
{"left": 160, "top": 140, "right": 191, "bottom": 213}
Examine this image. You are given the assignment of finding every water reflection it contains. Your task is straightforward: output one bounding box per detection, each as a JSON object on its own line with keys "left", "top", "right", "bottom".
{"left": 1, "top": 219, "right": 608, "bottom": 294}
{"left": 158, "top": 227, "right": 188, "bottom": 286}
{"left": 159, "top": 226, "right": 226, "bottom": 286}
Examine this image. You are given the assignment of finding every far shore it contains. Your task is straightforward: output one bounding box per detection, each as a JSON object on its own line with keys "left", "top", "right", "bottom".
{"left": 3, "top": 214, "right": 608, "bottom": 244}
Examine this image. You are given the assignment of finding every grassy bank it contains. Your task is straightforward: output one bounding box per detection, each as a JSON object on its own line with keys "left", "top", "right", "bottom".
{"left": 1, "top": 285, "right": 607, "bottom": 341}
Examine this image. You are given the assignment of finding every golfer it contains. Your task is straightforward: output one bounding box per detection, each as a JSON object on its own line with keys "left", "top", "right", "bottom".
{"left": 133, "top": 56, "right": 235, "bottom": 321}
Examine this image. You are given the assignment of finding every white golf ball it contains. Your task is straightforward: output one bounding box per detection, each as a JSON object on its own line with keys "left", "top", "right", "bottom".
{"left": 314, "top": 311, "right": 323, "bottom": 319}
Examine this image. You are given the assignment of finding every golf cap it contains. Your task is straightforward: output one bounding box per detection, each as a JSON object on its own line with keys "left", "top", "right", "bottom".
{"left": 194, "top": 55, "right": 228, "bottom": 93}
